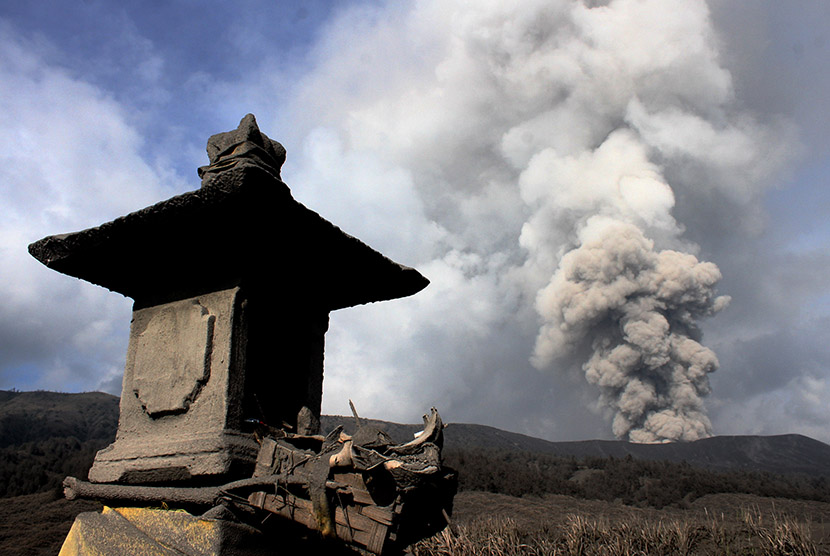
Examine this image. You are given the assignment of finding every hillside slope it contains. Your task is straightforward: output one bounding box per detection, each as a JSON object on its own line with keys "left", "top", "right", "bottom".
{"left": 0, "top": 390, "right": 118, "bottom": 496}
{"left": 1, "top": 391, "right": 828, "bottom": 499}
{"left": 0, "top": 390, "right": 118, "bottom": 446}
{"left": 322, "top": 416, "right": 830, "bottom": 477}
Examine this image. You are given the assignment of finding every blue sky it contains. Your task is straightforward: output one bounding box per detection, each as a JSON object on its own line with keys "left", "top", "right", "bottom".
{"left": 1, "top": 0, "right": 829, "bottom": 443}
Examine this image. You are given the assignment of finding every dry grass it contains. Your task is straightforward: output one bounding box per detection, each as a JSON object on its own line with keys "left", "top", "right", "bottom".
{"left": 0, "top": 491, "right": 102, "bottom": 556}
{"left": 2, "top": 489, "right": 827, "bottom": 555}
{"left": 409, "top": 492, "right": 828, "bottom": 555}
{"left": 411, "top": 513, "right": 818, "bottom": 555}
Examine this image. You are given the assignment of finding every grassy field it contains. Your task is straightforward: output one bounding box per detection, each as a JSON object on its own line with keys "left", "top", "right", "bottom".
{"left": 0, "top": 491, "right": 102, "bottom": 556}
{"left": 2, "top": 489, "right": 828, "bottom": 555}
{"left": 4, "top": 392, "right": 829, "bottom": 553}
{"left": 410, "top": 491, "right": 830, "bottom": 555}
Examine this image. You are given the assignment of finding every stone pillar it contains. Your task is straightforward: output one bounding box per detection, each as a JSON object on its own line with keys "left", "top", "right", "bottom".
{"left": 28, "top": 114, "right": 429, "bottom": 488}
{"left": 89, "top": 287, "right": 254, "bottom": 483}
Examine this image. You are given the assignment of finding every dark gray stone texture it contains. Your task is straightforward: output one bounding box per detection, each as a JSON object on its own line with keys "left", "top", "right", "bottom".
{"left": 198, "top": 113, "right": 287, "bottom": 185}
{"left": 27, "top": 161, "right": 428, "bottom": 309}
{"left": 88, "top": 287, "right": 255, "bottom": 484}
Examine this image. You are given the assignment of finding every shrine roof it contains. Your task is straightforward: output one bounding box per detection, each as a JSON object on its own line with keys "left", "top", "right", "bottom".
{"left": 29, "top": 165, "right": 428, "bottom": 310}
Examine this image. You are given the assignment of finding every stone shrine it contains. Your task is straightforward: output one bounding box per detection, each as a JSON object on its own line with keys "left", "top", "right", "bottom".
{"left": 29, "top": 114, "right": 429, "bottom": 486}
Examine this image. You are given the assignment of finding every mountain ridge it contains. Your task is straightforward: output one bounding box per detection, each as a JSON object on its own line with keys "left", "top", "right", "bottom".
{"left": 1, "top": 391, "right": 828, "bottom": 491}
{"left": 323, "top": 416, "right": 830, "bottom": 477}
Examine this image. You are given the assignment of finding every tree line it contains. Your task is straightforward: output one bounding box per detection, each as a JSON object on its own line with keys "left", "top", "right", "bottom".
{"left": 2, "top": 409, "right": 828, "bottom": 508}
{"left": 443, "top": 447, "right": 830, "bottom": 509}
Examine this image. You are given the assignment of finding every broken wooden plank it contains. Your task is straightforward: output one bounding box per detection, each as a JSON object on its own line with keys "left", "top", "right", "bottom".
{"left": 332, "top": 472, "right": 376, "bottom": 505}
{"left": 252, "top": 437, "right": 279, "bottom": 477}
{"left": 334, "top": 506, "right": 382, "bottom": 534}
{"left": 331, "top": 472, "right": 367, "bottom": 490}
{"left": 248, "top": 488, "right": 393, "bottom": 555}
{"left": 346, "top": 486, "right": 376, "bottom": 506}
{"left": 358, "top": 504, "right": 395, "bottom": 526}
{"left": 366, "top": 519, "right": 388, "bottom": 554}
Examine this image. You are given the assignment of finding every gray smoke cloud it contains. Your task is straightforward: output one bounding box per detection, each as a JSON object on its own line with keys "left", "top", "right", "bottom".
{"left": 532, "top": 219, "right": 730, "bottom": 442}
{"left": 277, "top": 0, "right": 794, "bottom": 442}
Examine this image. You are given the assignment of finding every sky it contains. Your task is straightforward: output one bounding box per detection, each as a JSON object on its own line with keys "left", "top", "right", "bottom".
{"left": 1, "top": 0, "right": 829, "bottom": 443}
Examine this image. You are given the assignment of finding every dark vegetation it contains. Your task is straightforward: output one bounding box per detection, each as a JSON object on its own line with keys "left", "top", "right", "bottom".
{"left": 4, "top": 391, "right": 830, "bottom": 506}
{"left": 413, "top": 491, "right": 830, "bottom": 555}
{"left": 444, "top": 447, "right": 830, "bottom": 509}
{"left": 0, "top": 491, "right": 102, "bottom": 556}
{"left": 324, "top": 416, "right": 830, "bottom": 478}
{"left": 0, "top": 390, "right": 118, "bottom": 497}
{"left": 3, "top": 391, "right": 830, "bottom": 554}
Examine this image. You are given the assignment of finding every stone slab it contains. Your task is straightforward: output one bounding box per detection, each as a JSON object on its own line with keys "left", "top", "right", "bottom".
{"left": 59, "top": 506, "right": 273, "bottom": 556}
{"left": 88, "top": 288, "right": 256, "bottom": 484}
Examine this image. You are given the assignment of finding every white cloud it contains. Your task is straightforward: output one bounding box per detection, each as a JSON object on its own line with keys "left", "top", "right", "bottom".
{"left": 281, "top": 0, "right": 802, "bottom": 441}
{"left": 1, "top": 1, "right": 826, "bottom": 446}
{"left": 0, "top": 25, "right": 178, "bottom": 393}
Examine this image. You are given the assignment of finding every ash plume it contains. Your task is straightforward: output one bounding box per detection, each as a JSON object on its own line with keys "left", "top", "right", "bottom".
{"left": 283, "top": 0, "right": 791, "bottom": 440}
{"left": 0, "top": 0, "right": 809, "bottom": 441}
{"left": 532, "top": 219, "right": 730, "bottom": 442}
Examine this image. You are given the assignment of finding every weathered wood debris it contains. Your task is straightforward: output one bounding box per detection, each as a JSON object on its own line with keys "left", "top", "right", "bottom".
{"left": 65, "top": 407, "right": 457, "bottom": 555}
{"left": 245, "top": 407, "right": 456, "bottom": 554}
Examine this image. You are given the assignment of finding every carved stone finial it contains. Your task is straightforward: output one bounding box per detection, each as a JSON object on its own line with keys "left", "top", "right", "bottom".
{"left": 197, "top": 114, "right": 287, "bottom": 184}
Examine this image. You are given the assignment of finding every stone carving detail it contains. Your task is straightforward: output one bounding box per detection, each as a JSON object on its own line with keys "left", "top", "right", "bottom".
{"left": 197, "top": 113, "right": 287, "bottom": 184}
{"left": 132, "top": 300, "right": 216, "bottom": 417}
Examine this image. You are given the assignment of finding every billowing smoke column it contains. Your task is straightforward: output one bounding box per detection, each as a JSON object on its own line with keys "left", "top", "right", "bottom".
{"left": 291, "top": 0, "right": 788, "bottom": 441}
{"left": 519, "top": 125, "right": 732, "bottom": 443}
{"left": 491, "top": 1, "right": 741, "bottom": 443}
{"left": 518, "top": 123, "right": 733, "bottom": 442}
{"left": 532, "top": 219, "right": 730, "bottom": 442}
